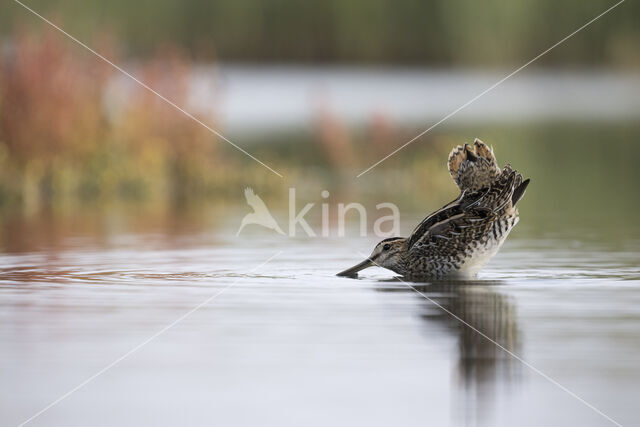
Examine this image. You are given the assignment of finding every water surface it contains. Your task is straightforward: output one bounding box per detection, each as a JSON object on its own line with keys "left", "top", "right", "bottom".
{"left": 1, "top": 214, "right": 639, "bottom": 427}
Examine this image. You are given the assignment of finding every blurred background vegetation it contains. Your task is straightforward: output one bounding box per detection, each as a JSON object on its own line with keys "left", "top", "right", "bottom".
{"left": 2, "top": 0, "right": 639, "bottom": 67}
{"left": 0, "top": 0, "right": 639, "bottom": 246}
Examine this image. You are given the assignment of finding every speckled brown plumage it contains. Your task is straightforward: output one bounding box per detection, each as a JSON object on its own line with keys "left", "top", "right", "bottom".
{"left": 402, "top": 164, "right": 525, "bottom": 278}
{"left": 448, "top": 139, "right": 501, "bottom": 193}
{"left": 337, "top": 139, "right": 530, "bottom": 279}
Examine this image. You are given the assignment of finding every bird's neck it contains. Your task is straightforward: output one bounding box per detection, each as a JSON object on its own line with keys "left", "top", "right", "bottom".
{"left": 389, "top": 241, "right": 411, "bottom": 276}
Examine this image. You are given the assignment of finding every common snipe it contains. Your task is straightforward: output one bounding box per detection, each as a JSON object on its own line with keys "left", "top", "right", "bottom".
{"left": 338, "top": 139, "right": 530, "bottom": 279}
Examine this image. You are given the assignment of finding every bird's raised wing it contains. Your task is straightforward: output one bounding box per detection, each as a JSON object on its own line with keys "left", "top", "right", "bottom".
{"left": 244, "top": 187, "right": 270, "bottom": 213}
{"left": 408, "top": 207, "right": 497, "bottom": 260}
{"left": 407, "top": 165, "right": 523, "bottom": 250}
{"left": 407, "top": 190, "right": 486, "bottom": 249}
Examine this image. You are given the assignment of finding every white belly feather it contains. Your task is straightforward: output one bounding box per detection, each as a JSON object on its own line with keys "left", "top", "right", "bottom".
{"left": 452, "top": 215, "right": 519, "bottom": 279}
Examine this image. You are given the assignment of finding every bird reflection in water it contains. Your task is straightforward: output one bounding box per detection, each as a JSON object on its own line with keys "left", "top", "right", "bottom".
{"left": 379, "top": 280, "right": 521, "bottom": 422}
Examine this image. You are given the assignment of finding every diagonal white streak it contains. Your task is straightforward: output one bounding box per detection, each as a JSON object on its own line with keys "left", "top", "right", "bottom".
{"left": 357, "top": 0, "right": 626, "bottom": 177}
{"left": 355, "top": 252, "right": 622, "bottom": 426}
{"left": 12, "top": 0, "right": 283, "bottom": 178}
{"left": 18, "top": 251, "right": 283, "bottom": 427}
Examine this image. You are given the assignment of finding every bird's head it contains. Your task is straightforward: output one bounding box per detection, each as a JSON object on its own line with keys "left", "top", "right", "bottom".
{"left": 337, "top": 237, "right": 407, "bottom": 277}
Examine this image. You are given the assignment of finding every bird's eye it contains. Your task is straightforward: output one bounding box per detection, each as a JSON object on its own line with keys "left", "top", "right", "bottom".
{"left": 383, "top": 244, "right": 391, "bottom": 251}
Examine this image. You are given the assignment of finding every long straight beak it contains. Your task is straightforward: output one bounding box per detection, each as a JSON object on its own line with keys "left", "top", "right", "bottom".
{"left": 336, "top": 258, "right": 374, "bottom": 277}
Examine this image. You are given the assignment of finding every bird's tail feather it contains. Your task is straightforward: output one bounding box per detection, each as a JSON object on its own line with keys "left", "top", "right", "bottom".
{"left": 512, "top": 178, "right": 530, "bottom": 206}
{"left": 448, "top": 138, "right": 501, "bottom": 192}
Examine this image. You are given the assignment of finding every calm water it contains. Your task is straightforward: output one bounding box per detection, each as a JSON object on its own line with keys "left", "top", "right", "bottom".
{"left": 1, "top": 211, "right": 639, "bottom": 427}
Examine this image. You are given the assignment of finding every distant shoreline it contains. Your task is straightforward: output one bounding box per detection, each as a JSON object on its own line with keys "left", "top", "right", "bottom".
{"left": 107, "top": 65, "right": 640, "bottom": 135}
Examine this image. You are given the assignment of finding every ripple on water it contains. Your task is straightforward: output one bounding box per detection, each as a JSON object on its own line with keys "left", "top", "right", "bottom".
{"left": 1, "top": 235, "right": 639, "bottom": 427}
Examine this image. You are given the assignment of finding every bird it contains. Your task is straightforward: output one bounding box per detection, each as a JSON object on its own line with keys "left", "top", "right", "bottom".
{"left": 337, "top": 138, "right": 530, "bottom": 279}
{"left": 236, "top": 188, "right": 286, "bottom": 236}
